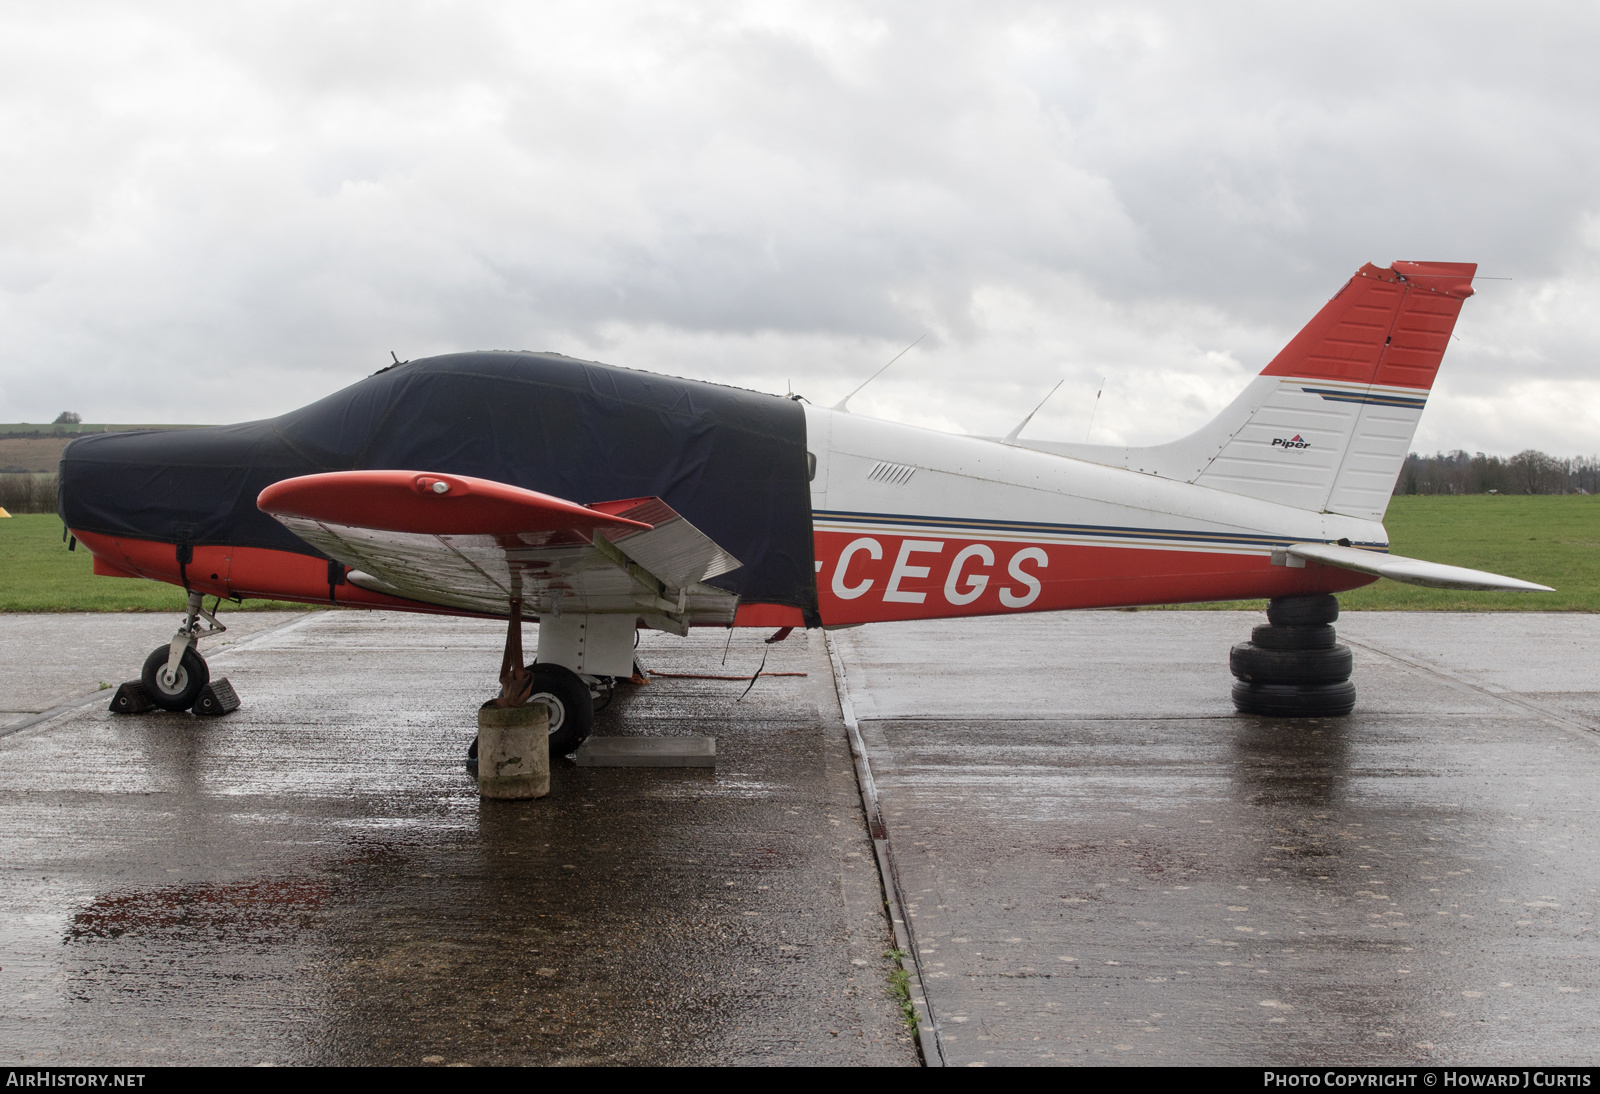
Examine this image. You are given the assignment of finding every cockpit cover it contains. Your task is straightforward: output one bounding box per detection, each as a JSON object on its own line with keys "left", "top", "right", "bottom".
{"left": 58, "top": 352, "right": 817, "bottom": 611}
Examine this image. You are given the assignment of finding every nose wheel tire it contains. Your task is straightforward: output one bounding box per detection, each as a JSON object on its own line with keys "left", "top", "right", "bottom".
{"left": 140, "top": 645, "right": 210, "bottom": 712}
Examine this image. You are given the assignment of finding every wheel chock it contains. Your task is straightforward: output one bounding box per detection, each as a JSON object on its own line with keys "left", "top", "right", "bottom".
{"left": 192, "top": 678, "right": 240, "bottom": 716}
{"left": 109, "top": 681, "right": 153, "bottom": 714}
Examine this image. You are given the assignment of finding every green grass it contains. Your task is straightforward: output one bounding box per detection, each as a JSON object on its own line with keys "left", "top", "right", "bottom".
{"left": 884, "top": 949, "right": 918, "bottom": 1030}
{"left": 1168, "top": 494, "right": 1600, "bottom": 612}
{"left": 0, "top": 513, "right": 312, "bottom": 612}
{"left": 5, "top": 496, "right": 1598, "bottom": 612}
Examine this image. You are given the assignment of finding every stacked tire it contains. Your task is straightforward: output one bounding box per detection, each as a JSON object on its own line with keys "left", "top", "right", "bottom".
{"left": 1230, "top": 594, "right": 1356, "bottom": 717}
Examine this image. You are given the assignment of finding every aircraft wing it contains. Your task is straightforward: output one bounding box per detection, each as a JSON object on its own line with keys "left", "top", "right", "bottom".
{"left": 1285, "top": 542, "right": 1553, "bottom": 592}
{"left": 257, "top": 471, "right": 743, "bottom": 630}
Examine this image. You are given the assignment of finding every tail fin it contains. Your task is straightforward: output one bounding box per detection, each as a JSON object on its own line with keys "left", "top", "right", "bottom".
{"left": 1017, "top": 261, "right": 1476, "bottom": 520}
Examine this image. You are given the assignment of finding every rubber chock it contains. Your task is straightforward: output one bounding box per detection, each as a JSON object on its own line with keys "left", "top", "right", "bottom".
{"left": 192, "top": 678, "right": 240, "bottom": 716}
{"left": 109, "top": 681, "right": 153, "bottom": 714}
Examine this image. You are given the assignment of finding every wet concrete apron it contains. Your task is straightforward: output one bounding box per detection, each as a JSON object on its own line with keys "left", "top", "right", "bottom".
{"left": 0, "top": 612, "right": 306, "bottom": 734}
{"left": 0, "top": 613, "right": 917, "bottom": 1066}
{"left": 832, "top": 611, "right": 1600, "bottom": 1066}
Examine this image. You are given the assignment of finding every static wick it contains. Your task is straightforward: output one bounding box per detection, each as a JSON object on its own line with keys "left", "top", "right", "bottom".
{"left": 832, "top": 334, "right": 926, "bottom": 412}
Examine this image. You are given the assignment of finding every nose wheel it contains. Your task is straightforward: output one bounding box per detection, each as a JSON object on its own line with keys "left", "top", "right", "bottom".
{"left": 120, "top": 589, "right": 226, "bottom": 713}
{"left": 140, "top": 644, "right": 210, "bottom": 711}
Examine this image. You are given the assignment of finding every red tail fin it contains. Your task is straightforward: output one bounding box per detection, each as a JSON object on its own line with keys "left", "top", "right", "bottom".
{"left": 1260, "top": 261, "right": 1476, "bottom": 390}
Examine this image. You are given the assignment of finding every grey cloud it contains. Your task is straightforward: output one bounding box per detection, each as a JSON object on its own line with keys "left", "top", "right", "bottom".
{"left": 1, "top": 1, "right": 1596, "bottom": 454}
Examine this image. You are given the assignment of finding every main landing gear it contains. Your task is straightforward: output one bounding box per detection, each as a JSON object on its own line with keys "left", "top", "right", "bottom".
{"left": 1230, "top": 594, "right": 1356, "bottom": 717}
{"left": 467, "top": 595, "right": 597, "bottom": 772}
{"left": 111, "top": 591, "right": 240, "bottom": 715}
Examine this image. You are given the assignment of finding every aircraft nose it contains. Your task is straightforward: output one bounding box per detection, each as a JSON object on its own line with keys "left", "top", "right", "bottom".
{"left": 57, "top": 421, "right": 318, "bottom": 553}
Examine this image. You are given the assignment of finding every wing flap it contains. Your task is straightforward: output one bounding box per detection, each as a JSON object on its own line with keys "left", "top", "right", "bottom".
{"left": 1286, "top": 542, "right": 1553, "bottom": 592}
{"left": 591, "top": 496, "right": 742, "bottom": 589}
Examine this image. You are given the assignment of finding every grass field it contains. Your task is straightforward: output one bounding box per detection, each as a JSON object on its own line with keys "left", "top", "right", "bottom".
{"left": 0, "top": 513, "right": 310, "bottom": 612}
{"left": 2, "top": 496, "right": 1596, "bottom": 612}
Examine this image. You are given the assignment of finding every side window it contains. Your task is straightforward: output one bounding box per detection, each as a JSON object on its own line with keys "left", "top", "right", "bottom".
{"left": 806, "top": 451, "right": 818, "bottom": 482}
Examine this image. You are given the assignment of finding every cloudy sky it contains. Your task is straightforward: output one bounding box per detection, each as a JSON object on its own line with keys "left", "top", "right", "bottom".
{"left": 2, "top": 1, "right": 1597, "bottom": 454}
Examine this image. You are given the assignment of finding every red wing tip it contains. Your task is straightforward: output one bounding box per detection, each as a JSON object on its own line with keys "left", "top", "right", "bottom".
{"left": 257, "top": 470, "right": 653, "bottom": 532}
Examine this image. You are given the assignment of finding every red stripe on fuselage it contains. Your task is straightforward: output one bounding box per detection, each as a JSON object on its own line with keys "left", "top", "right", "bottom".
{"left": 812, "top": 529, "right": 1374, "bottom": 625}
{"left": 72, "top": 527, "right": 1372, "bottom": 628}
{"left": 71, "top": 530, "right": 809, "bottom": 624}
{"left": 72, "top": 530, "right": 465, "bottom": 614}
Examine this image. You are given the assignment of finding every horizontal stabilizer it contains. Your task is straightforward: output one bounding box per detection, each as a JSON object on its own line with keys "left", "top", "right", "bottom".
{"left": 1285, "top": 542, "right": 1553, "bottom": 592}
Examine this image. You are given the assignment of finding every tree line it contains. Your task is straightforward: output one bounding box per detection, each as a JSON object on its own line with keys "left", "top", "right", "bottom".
{"left": 0, "top": 473, "right": 57, "bottom": 514}
{"left": 1397, "top": 450, "right": 1600, "bottom": 496}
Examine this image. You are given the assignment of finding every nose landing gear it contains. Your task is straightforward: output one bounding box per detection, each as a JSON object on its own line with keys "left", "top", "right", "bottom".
{"left": 113, "top": 591, "right": 239, "bottom": 715}
{"left": 141, "top": 643, "right": 210, "bottom": 711}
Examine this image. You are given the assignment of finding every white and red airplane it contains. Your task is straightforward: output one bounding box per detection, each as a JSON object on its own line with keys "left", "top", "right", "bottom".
{"left": 59, "top": 259, "right": 1549, "bottom": 750}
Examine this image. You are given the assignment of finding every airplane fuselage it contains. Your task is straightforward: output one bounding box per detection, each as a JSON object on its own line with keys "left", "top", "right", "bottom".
{"left": 802, "top": 405, "right": 1379, "bottom": 627}
{"left": 71, "top": 403, "right": 1380, "bottom": 628}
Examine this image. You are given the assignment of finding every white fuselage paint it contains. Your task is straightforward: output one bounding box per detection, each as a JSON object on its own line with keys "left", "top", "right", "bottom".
{"left": 801, "top": 403, "right": 1387, "bottom": 624}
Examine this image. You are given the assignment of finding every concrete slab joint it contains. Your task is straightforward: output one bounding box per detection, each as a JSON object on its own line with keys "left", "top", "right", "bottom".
{"left": 824, "top": 630, "right": 945, "bottom": 1067}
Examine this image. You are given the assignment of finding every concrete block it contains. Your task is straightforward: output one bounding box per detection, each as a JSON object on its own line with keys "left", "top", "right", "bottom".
{"left": 575, "top": 736, "right": 715, "bottom": 768}
{"left": 477, "top": 703, "right": 550, "bottom": 799}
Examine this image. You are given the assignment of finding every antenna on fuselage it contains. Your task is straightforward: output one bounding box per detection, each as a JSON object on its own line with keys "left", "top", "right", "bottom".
{"left": 1003, "top": 379, "right": 1065, "bottom": 445}
{"left": 831, "top": 334, "right": 925, "bottom": 412}
{"left": 1084, "top": 377, "right": 1106, "bottom": 442}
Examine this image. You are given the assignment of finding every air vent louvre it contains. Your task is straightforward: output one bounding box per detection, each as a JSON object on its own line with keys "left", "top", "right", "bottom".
{"left": 867, "top": 461, "right": 917, "bottom": 486}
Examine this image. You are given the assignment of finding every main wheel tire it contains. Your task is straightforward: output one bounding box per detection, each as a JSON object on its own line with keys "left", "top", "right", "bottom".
{"left": 1250, "top": 623, "right": 1337, "bottom": 651}
{"left": 1232, "top": 679, "right": 1356, "bottom": 717}
{"left": 140, "top": 645, "right": 210, "bottom": 712}
{"left": 1230, "top": 642, "right": 1353, "bottom": 684}
{"left": 528, "top": 663, "right": 594, "bottom": 756}
{"left": 1266, "top": 594, "right": 1339, "bottom": 626}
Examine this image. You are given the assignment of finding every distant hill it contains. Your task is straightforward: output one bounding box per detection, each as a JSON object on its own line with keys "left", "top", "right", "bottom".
{"left": 0, "top": 423, "right": 209, "bottom": 474}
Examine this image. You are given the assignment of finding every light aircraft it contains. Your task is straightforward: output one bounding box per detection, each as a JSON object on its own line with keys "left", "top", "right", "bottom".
{"left": 58, "top": 260, "right": 1549, "bottom": 752}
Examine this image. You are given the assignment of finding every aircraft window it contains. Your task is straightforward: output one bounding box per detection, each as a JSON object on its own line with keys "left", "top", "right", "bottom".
{"left": 806, "top": 451, "right": 817, "bottom": 482}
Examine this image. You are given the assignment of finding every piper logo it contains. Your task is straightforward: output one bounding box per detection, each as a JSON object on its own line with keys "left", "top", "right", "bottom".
{"left": 1271, "top": 434, "right": 1310, "bottom": 450}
